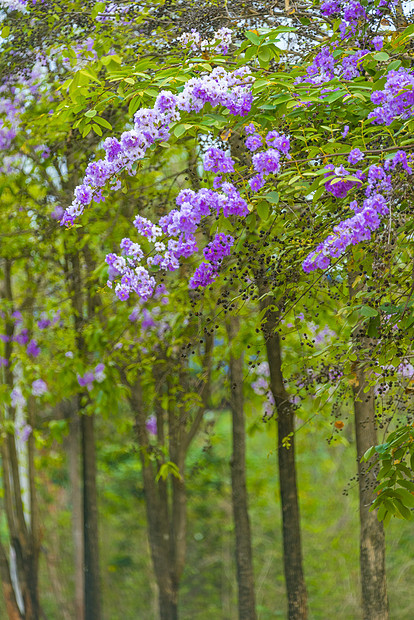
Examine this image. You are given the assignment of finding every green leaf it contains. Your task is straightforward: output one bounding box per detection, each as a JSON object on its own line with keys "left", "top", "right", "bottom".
{"left": 373, "top": 52, "right": 390, "bottom": 62}
{"left": 91, "top": 1, "right": 106, "bottom": 19}
{"left": 265, "top": 191, "right": 279, "bottom": 205}
{"left": 245, "top": 31, "right": 261, "bottom": 45}
{"left": 173, "top": 124, "right": 187, "bottom": 138}
{"left": 85, "top": 109, "right": 97, "bottom": 118}
{"left": 360, "top": 305, "right": 378, "bottom": 318}
{"left": 257, "top": 201, "right": 270, "bottom": 220}
{"left": 93, "top": 116, "right": 112, "bottom": 130}
{"left": 92, "top": 124, "right": 103, "bottom": 136}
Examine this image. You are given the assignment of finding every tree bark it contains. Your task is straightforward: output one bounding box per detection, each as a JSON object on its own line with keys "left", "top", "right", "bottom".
{"left": 81, "top": 410, "right": 101, "bottom": 620}
{"left": 67, "top": 404, "right": 85, "bottom": 620}
{"left": 352, "top": 371, "right": 389, "bottom": 620}
{"left": 0, "top": 541, "right": 22, "bottom": 620}
{"left": 64, "top": 244, "right": 102, "bottom": 620}
{"left": 0, "top": 260, "right": 40, "bottom": 620}
{"left": 349, "top": 275, "right": 389, "bottom": 620}
{"left": 129, "top": 379, "right": 178, "bottom": 620}
{"left": 226, "top": 317, "right": 257, "bottom": 620}
{"left": 259, "top": 295, "right": 308, "bottom": 620}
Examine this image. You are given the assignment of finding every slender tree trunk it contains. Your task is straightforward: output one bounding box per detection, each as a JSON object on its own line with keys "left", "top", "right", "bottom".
{"left": 0, "top": 260, "right": 40, "bottom": 620}
{"left": 67, "top": 405, "right": 85, "bottom": 620}
{"left": 0, "top": 542, "right": 22, "bottom": 620}
{"left": 349, "top": 275, "right": 389, "bottom": 620}
{"left": 129, "top": 379, "right": 178, "bottom": 620}
{"left": 259, "top": 295, "right": 308, "bottom": 620}
{"left": 226, "top": 317, "right": 257, "bottom": 620}
{"left": 352, "top": 371, "right": 389, "bottom": 620}
{"left": 64, "top": 245, "right": 102, "bottom": 620}
{"left": 81, "top": 410, "right": 101, "bottom": 620}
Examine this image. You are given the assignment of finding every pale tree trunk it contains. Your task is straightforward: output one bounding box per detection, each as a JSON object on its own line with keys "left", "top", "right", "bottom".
{"left": 67, "top": 405, "right": 85, "bottom": 620}
{"left": 226, "top": 316, "right": 257, "bottom": 620}
{"left": 81, "top": 410, "right": 101, "bottom": 620}
{"left": 349, "top": 274, "right": 389, "bottom": 620}
{"left": 352, "top": 370, "right": 389, "bottom": 620}
{"left": 259, "top": 292, "right": 308, "bottom": 620}
{"left": 0, "top": 259, "right": 40, "bottom": 620}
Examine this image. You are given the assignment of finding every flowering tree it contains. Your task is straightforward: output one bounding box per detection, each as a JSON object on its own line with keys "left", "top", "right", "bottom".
{"left": 3, "top": 0, "right": 414, "bottom": 619}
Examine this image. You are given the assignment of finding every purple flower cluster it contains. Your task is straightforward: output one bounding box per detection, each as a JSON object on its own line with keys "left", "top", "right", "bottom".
{"left": 107, "top": 180, "right": 248, "bottom": 299}
{"left": 77, "top": 363, "right": 106, "bottom": 392}
{"left": 179, "top": 27, "right": 233, "bottom": 55}
{"left": 63, "top": 66, "right": 253, "bottom": 227}
{"left": 32, "top": 379, "right": 48, "bottom": 396}
{"left": 204, "top": 147, "right": 235, "bottom": 173}
{"left": 189, "top": 233, "right": 234, "bottom": 289}
{"left": 369, "top": 68, "right": 414, "bottom": 126}
{"left": 251, "top": 362, "right": 275, "bottom": 418}
{"left": 303, "top": 151, "right": 413, "bottom": 272}
{"left": 324, "top": 164, "right": 364, "bottom": 198}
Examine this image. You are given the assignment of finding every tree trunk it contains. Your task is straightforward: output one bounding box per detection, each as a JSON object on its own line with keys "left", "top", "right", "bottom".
{"left": 81, "top": 410, "right": 101, "bottom": 620}
{"left": 0, "top": 542, "right": 22, "bottom": 620}
{"left": 129, "top": 379, "right": 177, "bottom": 620}
{"left": 67, "top": 405, "right": 85, "bottom": 620}
{"left": 226, "top": 317, "right": 257, "bottom": 620}
{"left": 0, "top": 260, "right": 40, "bottom": 620}
{"left": 259, "top": 296, "right": 308, "bottom": 620}
{"left": 64, "top": 245, "right": 102, "bottom": 620}
{"left": 352, "top": 373, "right": 389, "bottom": 619}
{"left": 350, "top": 277, "right": 389, "bottom": 620}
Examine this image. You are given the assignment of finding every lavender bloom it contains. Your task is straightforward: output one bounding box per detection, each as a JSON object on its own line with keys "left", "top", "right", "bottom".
{"left": 146, "top": 415, "right": 157, "bottom": 436}
{"left": 372, "top": 36, "right": 383, "bottom": 51}
{"left": 17, "top": 424, "right": 32, "bottom": 442}
{"left": 249, "top": 174, "right": 265, "bottom": 192}
{"left": 94, "top": 363, "right": 106, "bottom": 383}
{"left": 27, "top": 339, "right": 40, "bottom": 358}
{"left": 245, "top": 134, "right": 262, "bottom": 152}
{"left": 11, "top": 387, "right": 25, "bottom": 408}
{"left": 32, "top": 379, "right": 48, "bottom": 396}
{"left": 78, "top": 371, "right": 95, "bottom": 392}
{"left": 0, "top": 357, "right": 8, "bottom": 367}
{"left": 189, "top": 262, "right": 218, "bottom": 288}
{"left": 348, "top": 148, "right": 364, "bottom": 165}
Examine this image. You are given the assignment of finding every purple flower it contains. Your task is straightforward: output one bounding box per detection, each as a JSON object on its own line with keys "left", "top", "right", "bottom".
{"left": 94, "top": 363, "right": 106, "bottom": 383}
{"left": 103, "top": 137, "right": 122, "bottom": 162}
{"left": 245, "top": 134, "right": 262, "bottom": 152}
{"left": 203, "top": 233, "right": 234, "bottom": 264}
{"left": 74, "top": 184, "right": 93, "bottom": 205}
{"left": 0, "top": 357, "right": 8, "bottom": 367}
{"left": 244, "top": 123, "right": 256, "bottom": 135}
{"left": 14, "top": 329, "right": 29, "bottom": 344}
{"left": 203, "top": 147, "right": 235, "bottom": 174}
{"left": 146, "top": 415, "right": 157, "bottom": 436}
{"left": 372, "top": 36, "right": 383, "bottom": 51}
{"left": 189, "top": 262, "right": 218, "bottom": 288}
{"left": 252, "top": 149, "right": 281, "bottom": 175}
{"left": 342, "top": 125, "right": 350, "bottom": 138}
{"left": 78, "top": 371, "right": 95, "bottom": 392}
{"left": 32, "top": 379, "right": 48, "bottom": 396}
{"left": 249, "top": 174, "right": 265, "bottom": 192}
{"left": 11, "top": 387, "right": 25, "bottom": 408}
{"left": 51, "top": 205, "right": 64, "bottom": 220}
{"left": 27, "top": 340, "right": 40, "bottom": 358}
{"left": 348, "top": 148, "right": 364, "bottom": 165}
{"left": 17, "top": 424, "right": 32, "bottom": 442}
